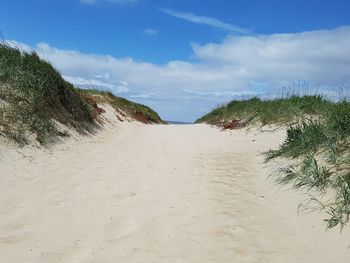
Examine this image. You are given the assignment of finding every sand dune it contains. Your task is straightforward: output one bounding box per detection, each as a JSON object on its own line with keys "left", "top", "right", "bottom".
{"left": 1, "top": 122, "right": 350, "bottom": 262}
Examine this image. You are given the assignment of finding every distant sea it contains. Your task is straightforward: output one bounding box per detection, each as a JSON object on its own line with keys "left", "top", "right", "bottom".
{"left": 166, "top": 120, "right": 192, "bottom": 125}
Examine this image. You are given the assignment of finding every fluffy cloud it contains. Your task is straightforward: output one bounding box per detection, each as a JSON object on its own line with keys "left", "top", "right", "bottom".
{"left": 8, "top": 26, "right": 350, "bottom": 121}
{"left": 193, "top": 26, "right": 350, "bottom": 86}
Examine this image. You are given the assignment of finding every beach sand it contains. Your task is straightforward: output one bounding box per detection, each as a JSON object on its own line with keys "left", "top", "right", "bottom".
{"left": 1, "top": 121, "right": 350, "bottom": 262}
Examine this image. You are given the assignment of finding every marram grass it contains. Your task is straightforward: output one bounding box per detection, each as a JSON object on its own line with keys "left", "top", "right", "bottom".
{"left": 0, "top": 43, "right": 163, "bottom": 145}
{"left": 198, "top": 95, "right": 350, "bottom": 229}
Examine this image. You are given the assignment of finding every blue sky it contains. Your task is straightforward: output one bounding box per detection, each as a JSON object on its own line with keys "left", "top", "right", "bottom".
{"left": 2, "top": 0, "right": 350, "bottom": 121}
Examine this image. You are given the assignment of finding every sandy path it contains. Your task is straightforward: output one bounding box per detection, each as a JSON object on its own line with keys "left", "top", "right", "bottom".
{"left": 1, "top": 123, "right": 350, "bottom": 262}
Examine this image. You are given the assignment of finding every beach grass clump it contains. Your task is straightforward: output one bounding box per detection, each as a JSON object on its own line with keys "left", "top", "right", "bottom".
{"left": 265, "top": 101, "right": 350, "bottom": 229}
{"left": 0, "top": 43, "right": 96, "bottom": 144}
{"left": 198, "top": 95, "right": 350, "bottom": 229}
{"left": 266, "top": 119, "right": 327, "bottom": 159}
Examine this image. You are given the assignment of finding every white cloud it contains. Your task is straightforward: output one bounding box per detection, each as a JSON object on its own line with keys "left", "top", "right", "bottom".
{"left": 94, "top": 73, "right": 110, "bottom": 80}
{"left": 192, "top": 26, "right": 350, "bottom": 86}
{"left": 143, "top": 28, "right": 157, "bottom": 36}
{"left": 9, "top": 26, "right": 350, "bottom": 121}
{"left": 80, "top": 0, "right": 137, "bottom": 5}
{"left": 115, "top": 80, "right": 130, "bottom": 93}
{"left": 63, "top": 75, "right": 114, "bottom": 89}
{"left": 160, "top": 8, "right": 252, "bottom": 35}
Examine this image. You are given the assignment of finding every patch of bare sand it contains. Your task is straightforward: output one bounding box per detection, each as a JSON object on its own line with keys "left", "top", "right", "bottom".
{"left": 1, "top": 123, "right": 350, "bottom": 263}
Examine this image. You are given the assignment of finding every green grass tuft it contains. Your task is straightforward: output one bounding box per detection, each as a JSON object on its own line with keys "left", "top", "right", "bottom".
{"left": 266, "top": 119, "right": 327, "bottom": 159}
{"left": 197, "top": 94, "right": 350, "bottom": 229}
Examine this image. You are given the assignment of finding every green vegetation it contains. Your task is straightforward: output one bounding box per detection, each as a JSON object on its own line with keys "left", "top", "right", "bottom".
{"left": 266, "top": 102, "right": 350, "bottom": 229}
{"left": 196, "top": 95, "right": 332, "bottom": 125}
{"left": 0, "top": 43, "right": 95, "bottom": 144}
{"left": 0, "top": 43, "right": 163, "bottom": 145}
{"left": 197, "top": 95, "right": 350, "bottom": 229}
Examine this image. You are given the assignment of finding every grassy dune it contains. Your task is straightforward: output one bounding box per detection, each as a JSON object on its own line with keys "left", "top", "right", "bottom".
{"left": 196, "top": 96, "right": 333, "bottom": 125}
{"left": 197, "top": 96, "right": 350, "bottom": 229}
{"left": 0, "top": 43, "right": 163, "bottom": 145}
{"left": 79, "top": 89, "right": 164, "bottom": 125}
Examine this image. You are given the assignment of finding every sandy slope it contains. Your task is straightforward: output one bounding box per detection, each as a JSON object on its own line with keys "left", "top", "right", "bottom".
{"left": 1, "top": 122, "right": 350, "bottom": 263}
